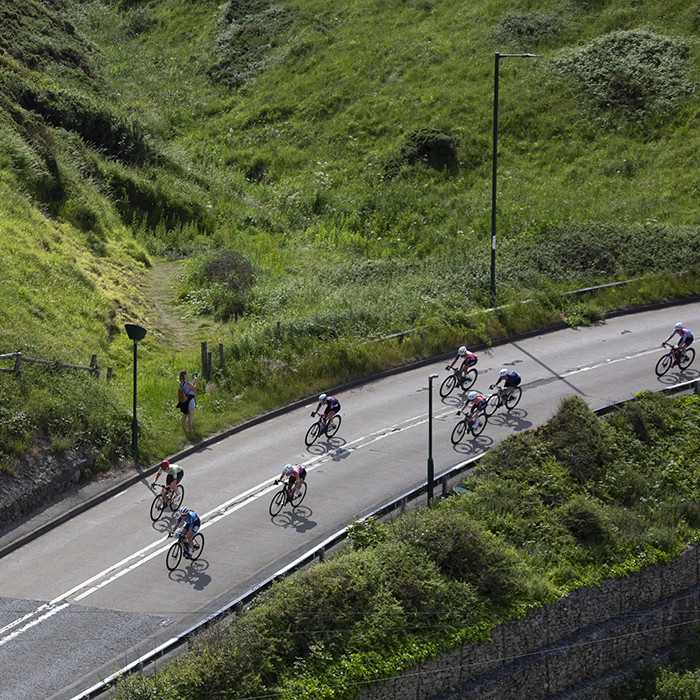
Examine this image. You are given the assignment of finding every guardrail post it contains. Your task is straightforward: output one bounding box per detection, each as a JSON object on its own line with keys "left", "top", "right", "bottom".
{"left": 318, "top": 547, "right": 325, "bottom": 562}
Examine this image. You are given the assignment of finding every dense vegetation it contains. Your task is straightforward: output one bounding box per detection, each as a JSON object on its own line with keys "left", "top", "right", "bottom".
{"left": 110, "top": 392, "right": 700, "bottom": 699}
{"left": 1, "top": 0, "right": 700, "bottom": 469}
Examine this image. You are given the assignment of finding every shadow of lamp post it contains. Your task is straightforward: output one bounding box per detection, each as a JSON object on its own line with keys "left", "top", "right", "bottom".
{"left": 427, "top": 373, "right": 439, "bottom": 504}
{"left": 491, "top": 52, "right": 541, "bottom": 305}
{"left": 125, "top": 324, "right": 147, "bottom": 463}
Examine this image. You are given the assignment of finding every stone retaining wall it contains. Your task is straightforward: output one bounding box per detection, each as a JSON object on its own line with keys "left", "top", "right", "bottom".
{"left": 0, "top": 446, "right": 96, "bottom": 522}
{"left": 355, "top": 547, "right": 700, "bottom": 700}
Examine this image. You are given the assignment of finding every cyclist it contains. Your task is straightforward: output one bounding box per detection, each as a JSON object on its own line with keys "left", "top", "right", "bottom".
{"left": 664, "top": 322, "right": 694, "bottom": 362}
{"left": 490, "top": 368, "right": 522, "bottom": 400}
{"left": 446, "top": 346, "right": 478, "bottom": 379}
{"left": 170, "top": 506, "right": 200, "bottom": 558}
{"left": 311, "top": 393, "right": 341, "bottom": 427}
{"left": 457, "top": 390, "right": 488, "bottom": 429}
{"left": 276, "top": 463, "right": 307, "bottom": 496}
{"left": 151, "top": 459, "right": 183, "bottom": 496}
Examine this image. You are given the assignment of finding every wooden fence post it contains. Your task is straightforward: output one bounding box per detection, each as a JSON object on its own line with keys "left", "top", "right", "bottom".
{"left": 13, "top": 353, "right": 21, "bottom": 377}
{"left": 219, "top": 343, "right": 224, "bottom": 368}
{"left": 201, "top": 341, "right": 208, "bottom": 378}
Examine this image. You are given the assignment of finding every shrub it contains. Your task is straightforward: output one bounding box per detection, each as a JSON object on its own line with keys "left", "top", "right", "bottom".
{"left": 491, "top": 12, "right": 564, "bottom": 48}
{"left": 558, "top": 495, "right": 613, "bottom": 546}
{"left": 549, "top": 30, "right": 695, "bottom": 120}
{"left": 384, "top": 128, "right": 459, "bottom": 178}
{"left": 542, "top": 395, "right": 613, "bottom": 481}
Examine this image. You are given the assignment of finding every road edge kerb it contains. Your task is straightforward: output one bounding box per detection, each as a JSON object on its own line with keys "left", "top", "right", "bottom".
{"left": 1, "top": 294, "right": 698, "bottom": 560}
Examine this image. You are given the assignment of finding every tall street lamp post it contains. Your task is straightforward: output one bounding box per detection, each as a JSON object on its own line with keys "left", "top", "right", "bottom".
{"left": 427, "top": 373, "right": 439, "bottom": 504}
{"left": 491, "top": 52, "right": 541, "bottom": 304}
{"left": 125, "top": 324, "right": 147, "bottom": 463}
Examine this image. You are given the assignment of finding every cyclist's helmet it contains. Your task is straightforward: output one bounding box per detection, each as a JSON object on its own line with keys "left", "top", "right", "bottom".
{"left": 179, "top": 506, "right": 189, "bottom": 516}
{"left": 159, "top": 459, "right": 169, "bottom": 471}
{"left": 318, "top": 393, "right": 327, "bottom": 403}
{"left": 676, "top": 322, "right": 683, "bottom": 330}
{"left": 283, "top": 464, "right": 294, "bottom": 475}
{"left": 499, "top": 369, "right": 509, "bottom": 378}
{"left": 468, "top": 391, "right": 478, "bottom": 401}
{"left": 458, "top": 346, "right": 467, "bottom": 356}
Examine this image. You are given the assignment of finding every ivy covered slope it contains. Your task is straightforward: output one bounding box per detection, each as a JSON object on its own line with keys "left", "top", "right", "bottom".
{"left": 110, "top": 393, "right": 700, "bottom": 699}
{"left": 3, "top": 0, "right": 700, "bottom": 468}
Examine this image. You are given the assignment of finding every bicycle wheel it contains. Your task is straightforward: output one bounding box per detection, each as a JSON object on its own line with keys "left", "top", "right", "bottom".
{"left": 190, "top": 532, "right": 205, "bottom": 561}
{"left": 451, "top": 419, "right": 467, "bottom": 445}
{"left": 679, "top": 347, "right": 696, "bottom": 370}
{"left": 470, "top": 415, "right": 487, "bottom": 437}
{"left": 439, "top": 374, "right": 457, "bottom": 398}
{"left": 305, "top": 421, "right": 321, "bottom": 446}
{"left": 169, "top": 485, "right": 184, "bottom": 511}
{"left": 150, "top": 494, "right": 165, "bottom": 522}
{"left": 459, "top": 369, "right": 478, "bottom": 391}
{"left": 484, "top": 394, "right": 500, "bottom": 417}
{"left": 655, "top": 353, "right": 672, "bottom": 377}
{"left": 291, "top": 482, "right": 307, "bottom": 508}
{"left": 166, "top": 541, "right": 182, "bottom": 571}
{"left": 325, "top": 414, "right": 342, "bottom": 438}
{"left": 505, "top": 387, "right": 522, "bottom": 410}
{"left": 269, "top": 489, "right": 287, "bottom": 517}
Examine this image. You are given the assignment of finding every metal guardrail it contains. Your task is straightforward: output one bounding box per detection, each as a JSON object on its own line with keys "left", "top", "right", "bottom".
{"left": 73, "top": 377, "right": 700, "bottom": 699}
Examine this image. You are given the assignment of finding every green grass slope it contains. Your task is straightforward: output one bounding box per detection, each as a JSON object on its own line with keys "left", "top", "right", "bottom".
{"left": 2, "top": 0, "right": 700, "bottom": 467}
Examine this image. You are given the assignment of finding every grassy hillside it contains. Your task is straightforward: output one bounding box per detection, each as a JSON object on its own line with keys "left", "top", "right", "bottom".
{"left": 1, "top": 0, "right": 700, "bottom": 466}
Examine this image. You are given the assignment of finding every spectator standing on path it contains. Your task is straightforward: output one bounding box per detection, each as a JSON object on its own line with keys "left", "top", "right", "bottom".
{"left": 178, "top": 370, "right": 198, "bottom": 433}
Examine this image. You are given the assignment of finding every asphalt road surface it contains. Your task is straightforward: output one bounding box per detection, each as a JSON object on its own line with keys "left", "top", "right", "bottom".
{"left": 1, "top": 301, "right": 699, "bottom": 700}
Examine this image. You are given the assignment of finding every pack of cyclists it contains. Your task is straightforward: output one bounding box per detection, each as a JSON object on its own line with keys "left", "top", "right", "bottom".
{"left": 154, "top": 322, "right": 697, "bottom": 561}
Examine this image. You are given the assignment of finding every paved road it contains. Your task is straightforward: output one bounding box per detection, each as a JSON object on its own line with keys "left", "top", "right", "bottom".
{"left": 1, "top": 302, "right": 699, "bottom": 700}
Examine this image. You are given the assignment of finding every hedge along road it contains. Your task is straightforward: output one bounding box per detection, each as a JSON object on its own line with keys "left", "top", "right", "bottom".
{"left": 0, "top": 302, "right": 699, "bottom": 700}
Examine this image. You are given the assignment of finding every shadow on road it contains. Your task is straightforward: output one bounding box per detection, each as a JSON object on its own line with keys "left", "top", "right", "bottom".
{"left": 486, "top": 408, "right": 533, "bottom": 432}
{"left": 655, "top": 367, "right": 700, "bottom": 386}
{"left": 270, "top": 506, "right": 317, "bottom": 533}
{"left": 306, "top": 436, "right": 347, "bottom": 456}
{"left": 168, "top": 558, "right": 211, "bottom": 589}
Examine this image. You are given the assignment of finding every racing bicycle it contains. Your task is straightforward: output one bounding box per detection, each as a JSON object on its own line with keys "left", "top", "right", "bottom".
{"left": 150, "top": 482, "right": 185, "bottom": 522}
{"left": 439, "top": 365, "right": 478, "bottom": 398}
{"left": 269, "top": 480, "right": 307, "bottom": 516}
{"left": 484, "top": 384, "right": 522, "bottom": 416}
{"left": 305, "top": 413, "right": 341, "bottom": 446}
{"left": 655, "top": 342, "right": 695, "bottom": 377}
{"left": 451, "top": 412, "right": 487, "bottom": 445}
{"left": 166, "top": 529, "right": 204, "bottom": 570}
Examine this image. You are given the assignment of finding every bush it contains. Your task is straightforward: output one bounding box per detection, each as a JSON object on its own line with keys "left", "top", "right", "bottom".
{"left": 491, "top": 12, "right": 564, "bottom": 48}
{"left": 542, "top": 395, "right": 613, "bottom": 481}
{"left": 549, "top": 30, "right": 695, "bottom": 120}
{"left": 384, "top": 128, "right": 459, "bottom": 178}
{"left": 558, "top": 495, "right": 613, "bottom": 546}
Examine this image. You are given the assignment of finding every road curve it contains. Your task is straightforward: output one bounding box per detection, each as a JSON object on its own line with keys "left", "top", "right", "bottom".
{"left": 1, "top": 301, "right": 699, "bottom": 700}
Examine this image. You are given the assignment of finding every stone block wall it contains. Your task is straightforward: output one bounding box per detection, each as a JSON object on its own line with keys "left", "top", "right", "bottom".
{"left": 354, "top": 547, "right": 700, "bottom": 700}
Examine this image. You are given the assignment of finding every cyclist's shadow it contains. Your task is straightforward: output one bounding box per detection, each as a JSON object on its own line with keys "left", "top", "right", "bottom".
{"left": 452, "top": 434, "right": 493, "bottom": 456}
{"left": 169, "top": 558, "right": 211, "bottom": 590}
{"left": 306, "top": 437, "right": 346, "bottom": 455}
{"left": 656, "top": 367, "right": 700, "bottom": 386}
{"left": 152, "top": 518, "right": 176, "bottom": 535}
{"left": 487, "top": 408, "right": 532, "bottom": 432}
{"left": 270, "top": 506, "right": 317, "bottom": 533}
